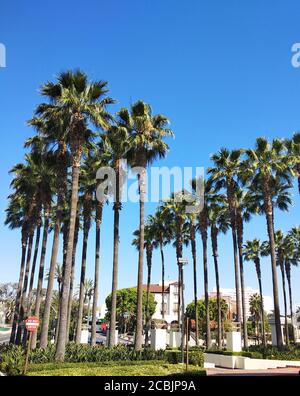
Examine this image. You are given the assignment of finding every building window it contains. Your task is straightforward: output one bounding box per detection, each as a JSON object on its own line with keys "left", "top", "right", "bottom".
{"left": 173, "top": 303, "right": 179, "bottom": 313}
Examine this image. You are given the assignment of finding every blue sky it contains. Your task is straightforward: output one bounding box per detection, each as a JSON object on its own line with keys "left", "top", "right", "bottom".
{"left": 1, "top": 0, "right": 300, "bottom": 311}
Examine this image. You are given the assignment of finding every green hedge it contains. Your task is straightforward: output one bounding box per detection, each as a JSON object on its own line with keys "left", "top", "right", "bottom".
{"left": 0, "top": 344, "right": 204, "bottom": 376}
{"left": 165, "top": 349, "right": 204, "bottom": 366}
{"left": 206, "top": 345, "right": 300, "bottom": 361}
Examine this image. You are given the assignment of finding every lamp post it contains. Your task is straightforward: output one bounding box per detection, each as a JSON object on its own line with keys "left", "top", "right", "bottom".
{"left": 178, "top": 258, "right": 188, "bottom": 363}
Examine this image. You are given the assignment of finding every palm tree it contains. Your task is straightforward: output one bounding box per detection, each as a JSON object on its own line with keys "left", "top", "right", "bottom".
{"left": 132, "top": 219, "right": 157, "bottom": 346}
{"left": 208, "top": 149, "right": 243, "bottom": 327}
{"left": 5, "top": 194, "right": 29, "bottom": 344}
{"left": 151, "top": 207, "right": 172, "bottom": 324}
{"left": 243, "top": 137, "right": 293, "bottom": 348}
{"left": 91, "top": 150, "right": 109, "bottom": 346}
{"left": 286, "top": 227, "right": 300, "bottom": 342}
{"left": 8, "top": 158, "right": 41, "bottom": 344}
{"left": 274, "top": 230, "right": 290, "bottom": 345}
{"left": 118, "top": 101, "right": 173, "bottom": 351}
{"left": 207, "top": 196, "right": 230, "bottom": 348}
{"left": 35, "top": 117, "right": 69, "bottom": 350}
{"left": 249, "top": 293, "right": 263, "bottom": 339}
{"left": 37, "top": 70, "right": 114, "bottom": 361}
{"left": 102, "top": 122, "right": 129, "bottom": 348}
{"left": 75, "top": 158, "right": 95, "bottom": 344}
{"left": 234, "top": 188, "right": 256, "bottom": 349}
{"left": 243, "top": 239, "right": 268, "bottom": 347}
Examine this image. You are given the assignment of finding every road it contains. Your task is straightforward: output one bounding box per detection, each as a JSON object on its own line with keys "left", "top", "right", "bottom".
{"left": 92, "top": 332, "right": 133, "bottom": 346}
{"left": 0, "top": 330, "right": 11, "bottom": 344}
{"left": 0, "top": 329, "right": 132, "bottom": 346}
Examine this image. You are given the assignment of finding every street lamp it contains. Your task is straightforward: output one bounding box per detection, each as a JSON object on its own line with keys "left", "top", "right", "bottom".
{"left": 178, "top": 258, "right": 188, "bottom": 364}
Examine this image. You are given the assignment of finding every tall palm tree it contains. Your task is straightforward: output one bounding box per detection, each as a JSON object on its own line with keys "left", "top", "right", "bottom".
{"left": 243, "top": 138, "right": 293, "bottom": 348}
{"left": 102, "top": 122, "right": 129, "bottom": 348}
{"left": 249, "top": 293, "right": 263, "bottom": 340}
{"left": 151, "top": 207, "right": 172, "bottom": 323}
{"left": 234, "top": 188, "right": 256, "bottom": 349}
{"left": 5, "top": 193, "right": 29, "bottom": 344}
{"left": 286, "top": 227, "right": 300, "bottom": 342}
{"left": 38, "top": 70, "right": 114, "bottom": 360}
{"left": 8, "top": 158, "right": 41, "bottom": 344}
{"left": 75, "top": 158, "right": 95, "bottom": 344}
{"left": 118, "top": 101, "right": 173, "bottom": 351}
{"left": 35, "top": 117, "right": 69, "bottom": 350}
{"left": 243, "top": 239, "right": 268, "bottom": 347}
{"left": 91, "top": 149, "right": 109, "bottom": 346}
{"left": 207, "top": 196, "right": 230, "bottom": 348}
{"left": 132, "top": 219, "right": 158, "bottom": 346}
{"left": 274, "top": 230, "right": 290, "bottom": 345}
{"left": 208, "top": 149, "right": 243, "bottom": 327}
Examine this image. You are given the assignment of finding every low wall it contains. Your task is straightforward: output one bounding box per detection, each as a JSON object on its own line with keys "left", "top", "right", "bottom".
{"left": 204, "top": 353, "right": 300, "bottom": 370}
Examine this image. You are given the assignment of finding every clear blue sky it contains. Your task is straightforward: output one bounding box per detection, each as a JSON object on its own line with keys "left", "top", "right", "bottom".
{"left": 1, "top": 0, "right": 300, "bottom": 311}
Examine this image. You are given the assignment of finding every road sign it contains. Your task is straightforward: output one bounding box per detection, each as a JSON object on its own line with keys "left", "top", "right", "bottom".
{"left": 25, "top": 316, "right": 39, "bottom": 332}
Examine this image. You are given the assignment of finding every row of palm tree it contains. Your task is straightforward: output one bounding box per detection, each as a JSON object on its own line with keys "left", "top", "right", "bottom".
{"left": 5, "top": 69, "right": 174, "bottom": 361}
{"left": 5, "top": 68, "right": 300, "bottom": 362}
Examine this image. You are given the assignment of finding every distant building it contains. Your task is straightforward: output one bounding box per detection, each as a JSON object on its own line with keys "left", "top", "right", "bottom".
{"left": 208, "top": 287, "right": 273, "bottom": 320}
{"left": 141, "top": 280, "right": 179, "bottom": 325}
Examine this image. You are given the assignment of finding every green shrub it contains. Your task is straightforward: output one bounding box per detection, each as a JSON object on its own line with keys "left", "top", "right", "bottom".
{"left": 165, "top": 348, "right": 204, "bottom": 366}
{"left": 0, "top": 345, "right": 25, "bottom": 376}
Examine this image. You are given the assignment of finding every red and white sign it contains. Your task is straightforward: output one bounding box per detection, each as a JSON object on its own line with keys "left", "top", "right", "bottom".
{"left": 25, "top": 316, "right": 39, "bottom": 332}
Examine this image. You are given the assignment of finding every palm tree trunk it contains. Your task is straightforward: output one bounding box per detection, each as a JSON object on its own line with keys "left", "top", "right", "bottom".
{"left": 255, "top": 260, "right": 266, "bottom": 348}
{"left": 285, "top": 262, "right": 295, "bottom": 343}
{"left": 22, "top": 221, "right": 42, "bottom": 346}
{"left": 227, "top": 182, "right": 242, "bottom": 325}
{"left": 31, "top": 208, "right": 50, "bottom": 349}
{"left": 236, "top": 215, "right": 248, "bottom": 349}
{"left": 211, "top": 225, "right": 221, "bottom": 348}
{"left": 66, "top": 217, "right": 79, "bottom": 342}
{"left": 279, "top": 262, "right": 289, "bottom": 345}
{"left": 16, "top": 230, "right": 34, "bottom": 345}
{"left": 10, "top": 228, "right": 28, "bottom": 344}
{"left": 91, "top": 200, "right": 103, "bottom": 346}
{"left": 201, "top": 228, "right": 211, "bottom": 349}
{"left": 160, "top": 240, "right": 165, "bottom": 322}
{"left": 109, "top": 162, "right": 121, "bottom": 347}
{"left": 144, "top": 244, "right": 152, "bottom": 347}
{"left": 76, "top": 219, "right": 90, "bottom": 343}
{"left": 56, "top": 163, "right": 81, "bottom": 361}
{"left": 134, "top": 169, "right": 146, "bottom": 352}
{"left": 190, "top": 222, "right": 199, "bottom": 346}
{"left": 40, "top": 144, "right": 67, "bottom": 349}
{"left": 262, "top": 177, "right": 283, "bottom": 348}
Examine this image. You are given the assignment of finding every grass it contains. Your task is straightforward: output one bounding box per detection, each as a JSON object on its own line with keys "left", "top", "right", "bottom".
{"left": 28, "top": 361, "right": 206, "bottom": 376}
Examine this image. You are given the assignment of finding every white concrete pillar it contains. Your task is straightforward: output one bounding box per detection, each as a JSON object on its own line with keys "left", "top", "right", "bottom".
{"left": 80, "top": 329, "right": 89, "bottom": 344}
{"left": 169, "top": 330, "right": 181, "bottom": 348}
{"left": 226, "top": 331, "right": 242, "bottom": 352}
{"left": 150, "top": 329, "right": 167, "bottom": 350}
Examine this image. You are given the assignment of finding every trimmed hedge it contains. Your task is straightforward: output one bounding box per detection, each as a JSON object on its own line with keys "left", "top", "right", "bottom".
{"left": 0, "top": 343, "right": 204, "bottom": 376}
{"left": 206, "top": 344, "right": 300, "bottom": 361}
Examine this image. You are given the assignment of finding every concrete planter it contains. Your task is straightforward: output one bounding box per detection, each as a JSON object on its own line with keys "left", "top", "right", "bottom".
{"left": 204, "top": 353, "right": 300, "bottom": 370}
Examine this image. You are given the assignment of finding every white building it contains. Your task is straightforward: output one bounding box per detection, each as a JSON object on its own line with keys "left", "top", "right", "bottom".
{"left": 210, "top": 287, "right": 273, "bottom": 319}
{"left": 141, "top": 280, "right": 179, "bottom": 325}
